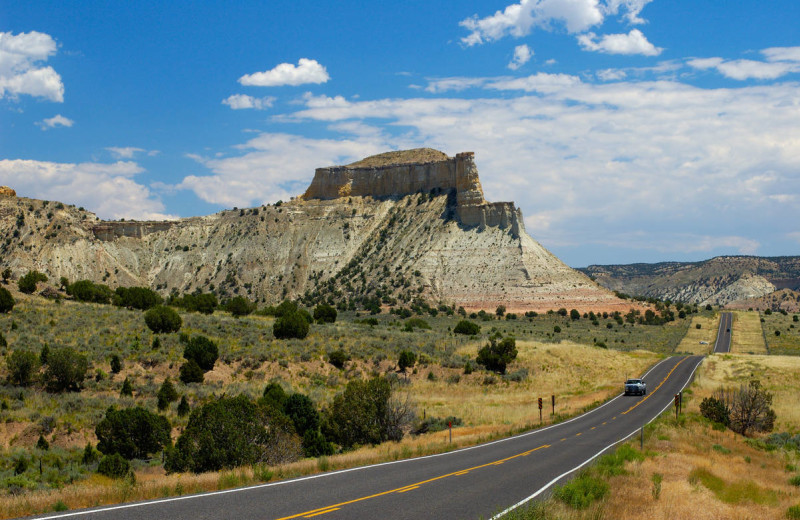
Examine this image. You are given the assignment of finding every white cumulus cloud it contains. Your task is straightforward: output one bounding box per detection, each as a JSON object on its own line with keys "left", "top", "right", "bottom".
{"left": 106, "top": 147, "right": 147, "bottom": 159}
{"left": 0, "top": 31, "right": 64, "bottom": 102}
{"left": 508, "top": 44, "right": 533, "bottom": 70}
{"left": 222, "top": 94, "right": 275, "bottom": 110}
{"left": 36, "top": 114, "right": 73, "bottom": 130}
{"left": 687, "top": 46, "right": 800, "bottom": 80}
{"left": 238, "top": 58, "right": 330, "bottom": 87}
{"left": 460, "top": 0, "right": 653, "bottom": 46}
{"left": 578, "top": 29, "right": 662, "bottom": 56}
{"left": 0, "top": 159, "right": 173, "bottom": 220}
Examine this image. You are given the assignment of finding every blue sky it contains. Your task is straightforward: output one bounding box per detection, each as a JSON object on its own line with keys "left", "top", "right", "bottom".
{"left": 2, "top": 0, "right": 799, "bottom": 267}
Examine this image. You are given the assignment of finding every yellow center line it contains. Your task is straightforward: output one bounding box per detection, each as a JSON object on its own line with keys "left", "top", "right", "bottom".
{"left": 575, "top": 432, "right": 582, "bottom": 436}
{"left": 622, "top": 356, "right": 688, "bottom": 415}
{"left": 397, "top": 486, "right": 419, "bottom": 493}
{"left": 590, "top": 426, "right": 596, "bottom": 430}
{"left": 274, "top": 444, "right": 550, "bottom": 520}
{"left": 560, "top": 438, "right": 566, "bottom": 442}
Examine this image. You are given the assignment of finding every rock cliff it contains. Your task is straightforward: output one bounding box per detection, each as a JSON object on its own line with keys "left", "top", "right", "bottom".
{"left": 0, "top": 150, "right": 624, "bottom": 312}
{"left": 0, "top": 186, "right": 16, "bottom": 197}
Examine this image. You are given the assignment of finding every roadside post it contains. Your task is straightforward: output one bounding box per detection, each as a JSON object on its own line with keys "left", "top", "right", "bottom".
{"left": 448, "top": 421, "right": 452, "bottom": 444}
{"left": 640, "top": 426, "right": 644, "bottom": 450}
{"left": 674, "top": 393, "right": 680, "bottom": 420}
{"left": 538, "top": 397, "right": 543, "bottom": 424}
{"left": 551, "top": 395, "right": 555, "bottom": 417}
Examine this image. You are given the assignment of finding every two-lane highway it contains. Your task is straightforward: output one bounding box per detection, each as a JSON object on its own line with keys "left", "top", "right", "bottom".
{"left": 715, "top": 311, "right": 733, "bottom": 353}
{"left": 32, "top": 354, "right": 704, "bottom": 520}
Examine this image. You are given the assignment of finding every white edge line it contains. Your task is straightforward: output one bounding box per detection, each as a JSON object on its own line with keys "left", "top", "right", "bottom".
{"left": 32, "top": 357, "right": 679, "bottom": 520}
{"left": 490, "top": 355, "right": 704, "bottom": 520}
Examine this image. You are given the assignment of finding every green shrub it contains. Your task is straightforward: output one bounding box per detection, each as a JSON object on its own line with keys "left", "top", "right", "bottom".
{"left": 223, "top": 296, "right": 254, "bottom": 317}
{"left": 18, "top": 270, "right": 47, "bottom": 294}
{"left": 284, "top": 393, "right": 319, "bottom": 437}
{"left": 173, "top": 292, "right": 218, "bottom": 314}
{"left": 453, "top": 320, "right": 480, "bottom": 336}
{"left": 476, "top": 333, "right": 517, "bottom": 374}
{"left": 403, "top": 318, "right": 430, "bottom": 332}
{"left": 144, "top": 305, "right": 182, "bottom": 333}
{"left": 120, "top": 377, "right": 134, "bottom": 397}
{"left": 700, "top": 396, "right": 730, "bottom": 426}
{"left": 157, "top": 378, "right": 179, "bottom": 410}
{"left": 789, "top": 475, "right": 800, "bottom": 487}
{"left": 42, "top": 347, "right": 88, "bottom": 392}
{"left": 177, "top": 395, "right": 190, "bottom": 417}
{"left": 183, "top": 335, "right": 219, "bottom": 371}
{"left": 788, "top": 505, "right": 800, "bottom": 520}
{"left": 110, "top": 354, "right": 122, "bottom": 374}
{"left": 273, "top": 312, "right": 310, "bottom": 339}
{"left": 0, "top": 286, "right": 14, "bottom": 313}
{"left": 313, "top": 303, "right": 337, "bottom": 324}
{"left": 113, "top": 286, "right": 162, "bottom": 310}
{"left": 179, "top": 360, "right": 204, "bottom": 384}
{"left": 328, "top": 349, "right": 350, "bottom": 369}
{"left": 97, "top": 453, "right": 131, "bottom": 479}
{"left": 7, "top": 350, "right": 39, "bottom": 386}
{"left": 324, "top": 377, "right": 413, "bottom": 448}
{"left": 397, "top": 350, "right": 417, "bottom": 372}
{"left": 554, "top": 472, "right": 609, "bottom": 509}
{"left": 67, "top": 280, "right": 113, "bottom": 303}
{"left": 165, "top": 394, "right": 301, "bottom": 473}
{"left": 262, "top": 382, "right": 289, "bottom": 410}
{"left": 96, "top": 406, "right": 171, "bottom": 459}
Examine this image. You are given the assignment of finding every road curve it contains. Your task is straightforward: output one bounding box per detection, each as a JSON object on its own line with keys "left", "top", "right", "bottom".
{"left": 715, "top": 312, "right": 733, "bottom": 353}
{"left": 28, "top": 355, "right": 704, "bottom": 520}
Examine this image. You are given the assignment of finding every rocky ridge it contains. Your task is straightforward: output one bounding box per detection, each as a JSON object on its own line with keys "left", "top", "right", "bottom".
{"left": 0, "top": 150, "right": 623, "bottom": 312}
{"left": 581, "top": 256, "right": 800, "bottom": 307}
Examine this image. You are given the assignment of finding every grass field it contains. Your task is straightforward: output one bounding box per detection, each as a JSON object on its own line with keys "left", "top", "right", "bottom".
{"left": 675, "top": 314, "right": 718, "bottom": 355}
{"left": 761, "top": 311, "right": 800, "bottom": 355}
{"left": 730, "top": 310, "right": 767, "bottom": 354}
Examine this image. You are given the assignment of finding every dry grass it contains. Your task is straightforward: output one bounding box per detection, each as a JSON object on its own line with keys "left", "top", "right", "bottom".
{"left": 675, "top": 314, "right": 719, "bottom": 355}
{"left": 693, "top": 353, "right": 800, "bottom": 431}
{"left": 731, "top": 311, "right": 767, "bottom": 354}
{"left": 601, "top": 418, "right": 799, "bottom": 519}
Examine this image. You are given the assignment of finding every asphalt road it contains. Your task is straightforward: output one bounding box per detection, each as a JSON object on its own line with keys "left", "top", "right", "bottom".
{"left": 714, "top": 311, "right": 733, "bottom": 353}
{"left": 29, "top": 354, "right": 705, "bottom": 520}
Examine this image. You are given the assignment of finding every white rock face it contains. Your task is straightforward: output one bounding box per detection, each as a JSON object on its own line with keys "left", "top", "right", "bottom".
{"left": 0, "top": 151, "right": 624, "bottom": 311}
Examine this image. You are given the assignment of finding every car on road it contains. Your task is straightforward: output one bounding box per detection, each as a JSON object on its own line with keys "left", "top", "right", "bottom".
{"left": 624, "top": 378, "right": 647, "bottom": 396}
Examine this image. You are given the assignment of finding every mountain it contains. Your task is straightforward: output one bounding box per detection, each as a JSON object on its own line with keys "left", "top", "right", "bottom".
{"left": 0, "top": 149, "right": 624, "bottom": 312}
{"left": 580, "top": 256, "right": 800, "bottom": 307}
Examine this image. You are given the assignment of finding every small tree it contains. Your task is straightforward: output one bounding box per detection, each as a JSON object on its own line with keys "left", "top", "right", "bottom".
{"left": 397, "top": 350, "right": 417, "bottom": 373}
{"left": 273, "top": 312, "right": 310, "bottom": 339}
{"left": 144, "top": 305, "right": 182, "bottom": 334}
{"left": 120, "top": 377, "right": 134, "bottom": 397}
{"left": 110, "top": 354, "right": 122, "bottom": 374}
{"left": 43, "top": 347, "right": 88, "bottom": 392}
{"left": 0, "top": 286, "right": 14, "bottom": 313}
{"left": 18, "top": 270, "right": 47, "bottom": 294}
{"left": 177, "top": 395, "right": 190, "bottom": 417}
{"left": 284, "top": 393, "right": 319, "bottom": 437}
{"left": 262, "top": 382, "right": 289, "bottom": 410}
{"left": 39, "top": 344, "right": 50, "bottom": 365}
{"left": 313, "top": 303, "right": 337, "bottom": 324}
{"left": 476, "top": 334, "right": 518, "bottom": 374}
{"left": 570, "top": 309, "right": 581, "bottom": 320}
{"left": 729, "top": 380, "right": 776, "bottom": 436}
{"left": 157, "top": 378, "right": 179, "bottom": 410}
{"left": 96, "top": 406, "right": 170, "bottom": 459}
{"left": 453, "top": 320, "right": 480, "bottom": 336}
{"left": 1, "top": 267, "right": 11, "bottom": 283}
{"left": 7, "top": 350, "right": 39, "bottom": 386}
{"left": 183, "top": 335, "right": 219, "bottom": 371}
{"left": 495, "top": 305, "right": 506, "bottom": 317}
{"left": 113, "top": 286, "right": 162, "bottom": 310}
{"left": 37, "top": 434, "right": 49, "bottom": 451}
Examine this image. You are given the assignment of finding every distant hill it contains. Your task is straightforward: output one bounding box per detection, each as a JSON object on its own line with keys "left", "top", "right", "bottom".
{"left": 580, "top": 256, "right": 800, "bottom": 307}
{"left": 0, "top": 150, "right": 625, "bottom": 313}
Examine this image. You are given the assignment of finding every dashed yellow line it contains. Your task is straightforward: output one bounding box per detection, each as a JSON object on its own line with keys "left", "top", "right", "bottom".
{"left": 575, "top": 432, "right": 582, "bottom": 437}
{"left": 622, "top": 357, "right": 688, "bottom": 415}
{"left": 275, "top": 444, "right": 550, "bottom": 520}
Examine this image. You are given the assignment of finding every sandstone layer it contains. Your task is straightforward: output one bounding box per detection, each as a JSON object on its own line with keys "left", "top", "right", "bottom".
{"left": 0, "top": 150, "right": 624, "bottom": 312}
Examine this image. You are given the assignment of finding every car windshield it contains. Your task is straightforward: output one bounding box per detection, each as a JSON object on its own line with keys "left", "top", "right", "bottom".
{"left": 626, "top": 379, "right": 641, "bottom": 384}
